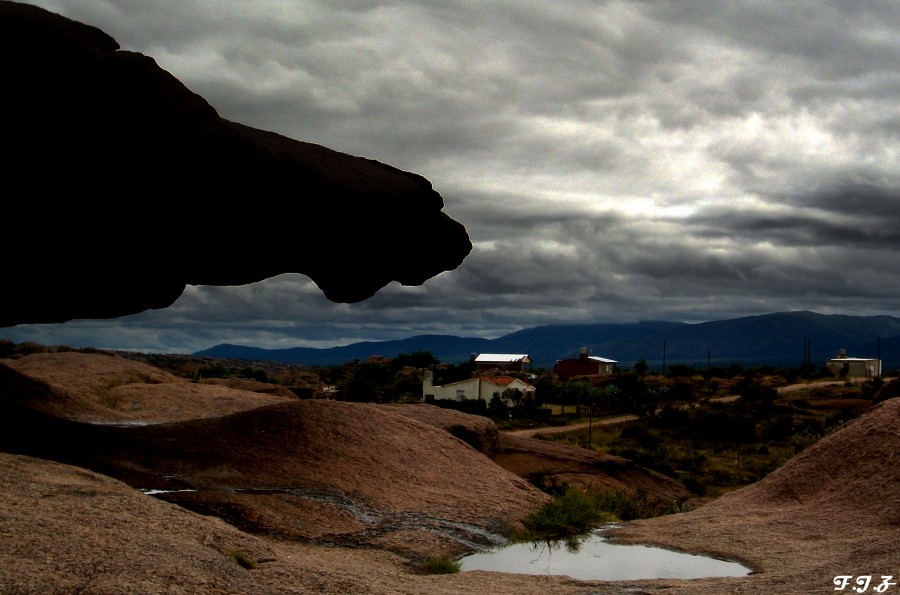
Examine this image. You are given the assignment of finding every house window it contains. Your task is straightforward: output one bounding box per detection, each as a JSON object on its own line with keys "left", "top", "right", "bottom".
{"left": 456, "top": 389, "right": 466, "bottom": 399}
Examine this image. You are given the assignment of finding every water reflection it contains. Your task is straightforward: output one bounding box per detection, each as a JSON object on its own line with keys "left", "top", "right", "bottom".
{"left": 459, "top": 528, "right": 752, "bottom": 581}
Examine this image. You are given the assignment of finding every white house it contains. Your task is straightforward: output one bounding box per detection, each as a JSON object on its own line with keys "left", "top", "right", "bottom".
{"left": 825, "top": 349, "right": 882, "bottom": 379}
{"left": 472, "top": 353, "right": 532, "bottom": 372}
{"left": 422, "top": 370, "right": 535, "bottom": 402}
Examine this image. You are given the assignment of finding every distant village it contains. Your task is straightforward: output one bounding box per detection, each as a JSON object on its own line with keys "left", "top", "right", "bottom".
{"left": 420, "top": 347, "right": 882, "bottom": 405}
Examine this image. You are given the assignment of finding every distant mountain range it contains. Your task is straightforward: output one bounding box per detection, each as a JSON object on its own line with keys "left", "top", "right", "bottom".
{"left": 194, "top": 311, "right": 900, "bottom": 372}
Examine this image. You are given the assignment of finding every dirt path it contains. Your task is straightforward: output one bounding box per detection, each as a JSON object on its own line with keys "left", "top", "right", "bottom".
{"left": 508, "top": 381, "right": 854, "bottom": 440}
{"left": 779, "top": 379, "right": 854, "bottom": 392}
{"left": 503, "top": 414, "right": 638, "bottom": 438}
{"left": 505, "top": 395, "right": 741, "bottom": 439}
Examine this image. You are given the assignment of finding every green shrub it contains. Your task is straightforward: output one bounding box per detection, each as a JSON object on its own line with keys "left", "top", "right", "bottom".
{"left": 662, "top": 499, "right": 693, "bottom": 514}
{"left": 239, "top": 366, "right": 269, "bottom": 382}
{"left": 420, "top": 557, "right": 461, "bottom": 574}
{"left": 528, "top": 473, "right": 570, "bottom": 497}
{"left": 515, "top": 486, "right": 682, "bottom": 548}
{"left": 591, "top": 488, "right": 659, "bottom": 521}
{"left": 682, "top": 476, "right": 708, "bottom": 496}
{"left": 790, "top": 422, "right": 840, "bottom": 453}
{"left": 516, "top": 489, "right": 616, "bottom": 543}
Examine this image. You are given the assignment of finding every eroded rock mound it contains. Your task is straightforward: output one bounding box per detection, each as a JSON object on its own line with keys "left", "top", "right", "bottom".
{"left": 0, "top": 453, "right": 283, "bottom": 594}
{"left": 497, "top": 432, "right": 691, "bottom": 505}
{"left": 604, "top": 396, "right": 900, "bottom": 594}
{"left": 2, "top": 351, "right": 296, "bottom": 423}
{"left": 0, "top": 0, "right": 472, "bottom": 327}
{"left": 0, "top": 452, "right": 598, "bottom": 595}
{"left": 0, "top": 354, "right": 549, "bottom": 563}
{"left": 378, "top": 402, "right": 501, "bottom": 458}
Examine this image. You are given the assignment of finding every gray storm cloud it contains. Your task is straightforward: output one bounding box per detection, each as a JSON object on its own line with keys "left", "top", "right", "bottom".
{"left": 6, "top": 0, "right": 899, "bottom": 353}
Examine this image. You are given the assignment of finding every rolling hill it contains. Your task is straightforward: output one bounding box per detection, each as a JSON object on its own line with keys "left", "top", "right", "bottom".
{"left": 195, "top": 311, "right": 900, "bottom": 372}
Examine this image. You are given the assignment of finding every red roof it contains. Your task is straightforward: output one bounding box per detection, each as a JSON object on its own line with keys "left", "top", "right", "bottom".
{"left": 482, "top": 376, "right": 532, "bottom": 388}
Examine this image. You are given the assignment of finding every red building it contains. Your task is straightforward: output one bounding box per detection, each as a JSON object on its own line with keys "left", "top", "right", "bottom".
{"left": 553, "top": 347, "right": 617, "bottom": 377}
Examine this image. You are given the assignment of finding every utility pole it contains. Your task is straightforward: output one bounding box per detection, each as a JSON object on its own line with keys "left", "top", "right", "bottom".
{"left": 804, "top": 336, "right": 811, "bottom": 387}
{"left": 662, "top": 341, "right": 666, "bottom": 375}
{"left": 877, "top": 336, "right": 882, "bottom": 378}
{"left": 587, "top": 405, "right": 593, "bottom": 450}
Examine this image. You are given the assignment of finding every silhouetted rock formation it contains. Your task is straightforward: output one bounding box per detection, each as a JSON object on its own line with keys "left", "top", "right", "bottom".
{"left": 1, "top": 1, "right": 472, "bottom": 327}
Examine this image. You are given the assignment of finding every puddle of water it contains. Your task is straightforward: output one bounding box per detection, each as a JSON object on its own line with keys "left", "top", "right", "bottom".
{"left": 459, "top": 529, "right": 752, "bottom": 581}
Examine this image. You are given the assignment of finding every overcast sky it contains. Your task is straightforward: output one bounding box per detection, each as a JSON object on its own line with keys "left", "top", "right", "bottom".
{"left": 6, "top": 0, "right": 900, "bottom": 354}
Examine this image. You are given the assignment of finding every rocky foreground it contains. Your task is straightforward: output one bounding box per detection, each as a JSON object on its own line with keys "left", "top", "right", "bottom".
{"left": 1, "top": 351, "right": 898, "bottom": 594}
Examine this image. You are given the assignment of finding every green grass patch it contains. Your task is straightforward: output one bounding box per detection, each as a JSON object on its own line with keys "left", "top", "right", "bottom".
{"left": 228, "top": 549, "right": 257, "bottom": 570}
{"left": 420, "top": 556, "right": 461, "bottom": 574}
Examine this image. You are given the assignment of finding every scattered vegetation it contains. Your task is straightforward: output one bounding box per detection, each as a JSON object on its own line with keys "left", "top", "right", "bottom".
{"left": 541, "top": 377, "right": 880, "bottom": 498}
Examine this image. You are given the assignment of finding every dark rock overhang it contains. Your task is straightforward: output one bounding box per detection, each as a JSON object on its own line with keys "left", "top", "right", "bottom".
{"left": 0, "top": 1, "right": 472, "bottom": 326}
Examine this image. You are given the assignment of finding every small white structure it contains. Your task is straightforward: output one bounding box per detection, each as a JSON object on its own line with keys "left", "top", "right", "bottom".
{"left": 473, "top": 353, "right": 532, "bottom": 372}
{"left": 422, "top": 370, "right": 535, "bottom": 402}
{"left": 825, "top": 349, "right": 882, "bottom": 379}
